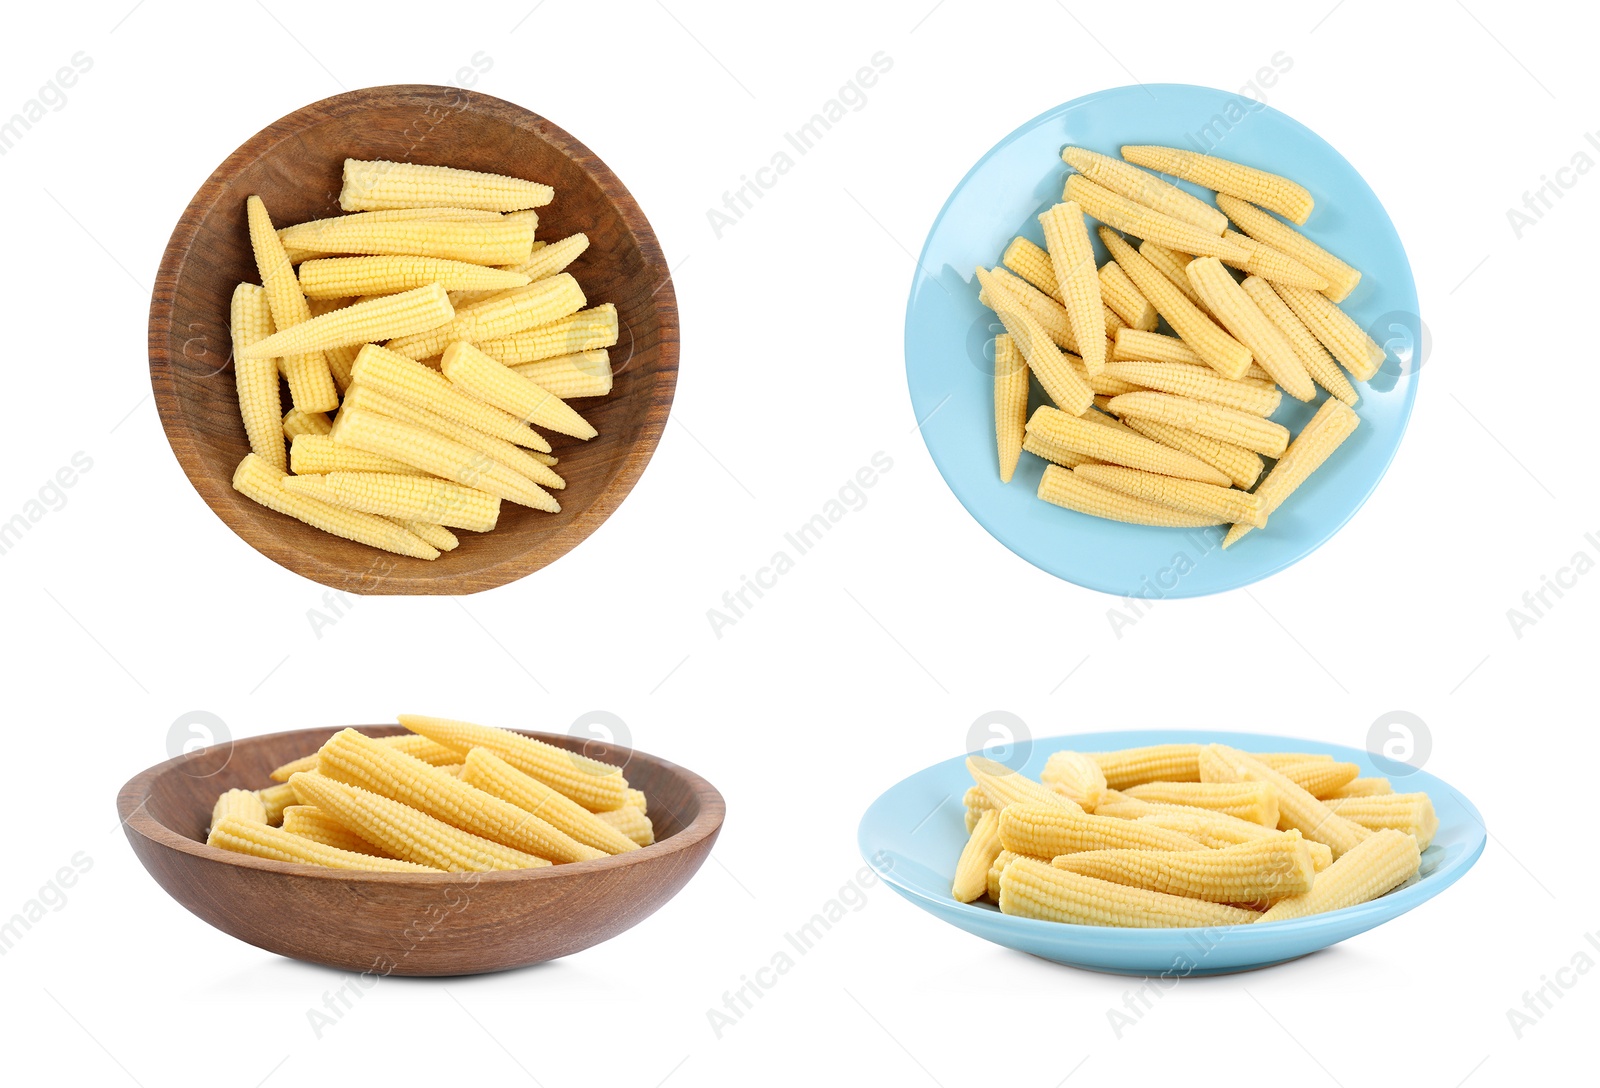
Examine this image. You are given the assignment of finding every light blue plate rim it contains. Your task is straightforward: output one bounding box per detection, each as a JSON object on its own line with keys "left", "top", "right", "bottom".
{"left": 903, "top": 84, "right": 1420, "bottom": 598}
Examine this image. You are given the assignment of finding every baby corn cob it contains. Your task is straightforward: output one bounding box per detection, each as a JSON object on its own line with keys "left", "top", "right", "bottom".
{"left": 246, "top": 196, "right": 339, "bottom": 413}
{"left": 1258, "top": 829, "right": 1420, "bottom": 923}
{"left": 1100, "top": 228, "right": 1253, "bottom": 379}
{"left": 1117, "top": 415, "right": 1263, "bottom": 490}
{"left": 1276, "top": 760, "right": 1362, "bottom": 799}
{"left": 1111, "top": 327, "right": 1202, "bottom": 367}
{"left": 1062, "top": 146, "right": 1229, "bottom": 234}
{"left": 1239, "top": 276, "right": 1360, "bottom": 405}
{"left": 1039, "top": 465, "right": 1225, "bottom": 527}
{"left": 1122, "top": 781, "right": 1279, "bottom": 827}
{"left": 976, "top": 269, "right": 1093, "bottom": 415}
{"left": 1323, "top": 793, "right": 1439, "bottom": 850}
{"left": 999, "top": 802, "right": 1204, "bottom": 857}
{"left": 399, "top": 714, "right": 632, "bottom": 813}
{"left": 347, "top": 343, "right": 551, "bottom": 451}
{"left": 340, "top": 158, "right": 554, "bottom": 213}
{"left": 1065, "top": 175, "right": 1249, "bottom": 262}
{"left": 511, "top": 350, "right": 613, "bottom": 399}
{"left": 1217, "top": 194, "right": 1361, "bottom": 301}
{"left": 953, "top": 809, "right": 1003, "bottom": 903}
{"left": 211, "top": 788, "right": 268, "bottom": 831}
{"left": 1039, "top": 751, "right": 1108, "bottom": 810}
{"left": 1224, "top": 397, "right": 1359, "bottom": 547}
{"left": 1101, "top": 360, "right": 1281, "bottom": 416}
{"left": 472, "top": 304, "right": 620, "bottom": 365}
{"left": 280, "top": 206, "right": 503, "bottom": 254}
{"left": 1219, "top": 230, "right": 1328, "bottom": 290}
{"left": 966, "top": 755, "right": 1079, "bottom": 812}
{"left": 1137, "top": 241, "right": 1210, "bottom": 315}
{"left": 283, "top": 472, "right": 501, "bottom": 533}
{"left": 498, "top": 232, "right": 589, "bottom": 285}
{"left": 1029, "top": 405, "right": 1231, "bottom": 484}
{"left": 1056, "top": 834, "right": 1315, "bottom": 903}
{"left": 289, "top": 434, "right": 427, "bottom": 477}
{"left": 1098, "top": 261, "right": 1158, "bottom": 331}
{"left": 1107, "top": 392, "right": 1290, "bottom": 457}
{"left": 595, "top": 804, "right": 654, "bottom": 847}
{"left": 232, "top": 453, "right": 440, "bottom": 559}
{"left": 1122, "top": 145, "right": 1314, "bottom": 224}
{"left": 288, "top": 772, "right": 548, "bottom": 872}
{"left": 398, "top": 520, "right": 459, "bottom": 552}
{"left": 1023, "top": 431, "right": 1092, "bottom": 468}
{"left": 238, "top": 285, "right": 455, "bottom": 360}
{"left": 269, "top": 732, "right": 464, "bottom": 782}
{"left": 340, "top": 384, "right": 563, "bottom": 491}
{"left": 207, "top": 817, "right": 439, "bottom": 873}
{"left": 1254, "top": 753, "right": 1334, "bottom": 769}
{"left": 1091, "top": 745, "right": 1202, "bottom": 789}
{"left": 1039, "top": 202, "right": 1106, "bottom": 375}
{"left": 1074, "top": 464, "right": 1266, "bottom": 528}
{"left": 330, "top": 408, "right": 560, "bottom": 512}
{"left": 280, "top": 805, "right": 395, "bottom": 857}
{"left": 282, "top": 409, "right": 332, "bottom": 439}
{"left": 964, "top": 785, "right": 991, "bottom": 833}
{"left": 316, "top": 729, "right": 602, "bottom": 864}
{"left": 298, "top": 255, "right": 531, "bottom": 299}
{"left": 230, "top": 283, "right": 286, "bottom": 470}
{"left": 458, "top": 747, "right": 640, "bottom": 854}
{"left": 994, "top": 334, "right": 1028, "bottom": 482}
{"left": 1274, "top": 284, "right": 1386, "bottom": 381}
{"left": 1001, "top": 857, "right": 1257, "bottom": 927}
{"left": 1186, "top": 257, "right": 1315, "bottom": 401}
{"left": 1200, "top": 744, "right": 1369, "bottom": 859}
{"left": 1002, "top": 236, "right": 1065, "bottom": 303}
{"left": 1327, "top": 777, "right": 1396, "bottom": 800}
{"left": 979, "top": 266, "right": 1085, "bottom": 355}
{"left": 1134, "top": 810, "right": 1333, "bottom": 870}
{"left": 385, "top": 273, "right": 586, "bottom": 360}
{"left": 278, "top": 212, "right": 536, "bottom": 265}
{"left": 440, "top": 342, "right": 598, "bottom": 440}
{"left": 987, "top": 849, "right": 1019, "bottom": 902}
{"left": 257, "top": 783, "right": 297, "bottom": 825}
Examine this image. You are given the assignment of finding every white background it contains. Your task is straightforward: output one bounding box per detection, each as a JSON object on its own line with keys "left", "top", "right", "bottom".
{"left": 1, "top": 1, "right": 1596, "bottom": 1084}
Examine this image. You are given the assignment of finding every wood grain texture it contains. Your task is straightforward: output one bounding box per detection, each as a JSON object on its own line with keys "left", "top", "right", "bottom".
{"left": 149, "top": 85, "right": 678, "bottom": 594}
{"left": 118, "top": 726, "right": 723, "bottom": 976}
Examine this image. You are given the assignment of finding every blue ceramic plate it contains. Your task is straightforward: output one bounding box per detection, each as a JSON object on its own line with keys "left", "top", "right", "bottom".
{"left": 858, "top": 730, "right": 1482, "bottom": 976}
{"left": 904, "top": 84, "right": 1420, "bottom": 596}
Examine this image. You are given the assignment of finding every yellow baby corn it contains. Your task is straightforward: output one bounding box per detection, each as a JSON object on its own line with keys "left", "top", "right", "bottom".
{"left": 966, "top": 755, "right": 1079, "bottom": 814}
{"left": 399, "top": 714, "right": 632, "bottom": 813}
{"left": 298, "top": 255, "right": 531, "bottom": 299}
{"left": 1001, "top": 858, "right": 1256, "bottom": 928}
{"left": 288, "top": 772, "right": 548, "bottom": 872}
{"left": 1239, "top": 276, "right": 1360, "bottom": 406}
{"left": 1029, "top": 404, "right": 1232, "bottom": 484}
{"left": 1137, "top": 240, "right": 1211, "bottom": 315}
{"left": 385, "top": 273, "right": 586, "bottom": 360}
{"left": 397, "top": 520, "right": 458, "bottom": 552}
{"left": 239, "top": 285, "right": 455, "bottom": 360}
{"left": 232, "top": 453, "right": 440, "bottom": 559}
{"left": 279, "top": 206, "right": 503, "bottom": 257}
{"left": 953, "top": 809, "right": 1003, "bottom": 903}
{"left": 1257, "top": 829, "right": 1420, "bottom": 923}
{"left": 506, "top": 231, "right": 589, "bottom": 282}
{"left": 1122, "top": 145, "right": 1314, "bottom": 224}
{"left": 280, "top": 805, "right": 394, "bottom": 857}
{"left": 1118, "top": 415, "right": 1264, "bottom": 491}
{"left": 1217, "top": 194, "right": 1361, "bottom": 301}
{"left": 1061, "top": 146, "right": 1229, "bottom": 234}
{"left": 347, "top": 344, "right": 552, "bottom": 451}
{"left": 999, "top": 802, "right": 1204, "bottom": 857}
{"left": 1064, "top": 175, "right": 1249, "bottom": 262}
{"left": 330, "top": 407, "right": 560, "bottom": 513}
{"left": 595, "top": 804, "right": 655, "bottom": 847}
{"left": 1039, "top": 751, "right": 1109, "bottom": 810}
{"left": 440, "top": 342, "right": 598, "bottom": 440}
{"left": 1099, "top": 228, "right": 1253, "bottom": 379}
{"left": 1074, "top": 464, "right": 1266, "bottom": 528}
{"left": 1220, "top": 229, "right": 1328, "bottom": 290}
{"left": 1276, "top": 760, "right": 1362, "bottom": 799}
{"left": 269, "top": 733, "right": 464, "bottom": 782}
{"left": 230, "top": 283, "right": 286, "bottom": 471}
{"left": 316, "top": 729, "right": 602, "bottom": 864}
{"left": 979, "top": 267, "right": 1084, "bottom": 355}
{"left": 1111, "top": 327, "right": 1203, "bottom": 367}
{"left": 1122, "top": 781, "right": 1279, "bottom": 827}
{"left": 1091, "top": 745, "right": 1202, "bottom": 790}
{"left": 1101, "top": 361, "right": 1281, "bottom": 416}
{"left": 1039, "top": 202, "right": 1106, "bottom": 375}
{"left": 207, "top": 816, "right": 439, "bottom": 874}
{"left": 963, "top": 785, "right": 992, "bottom": 834}
{"left": 976, "top": 269, "right": 1093, "bottom": 415}
{"left": 994, "top": 334, "right": 1028, "bottom": 483}
{"left": 1323, "top": 793, "right": 1439, "bottom": 850}
{"left": 1098, "top": 261, "right": 1158, "bottom": 331}
{"left": 340, "top": 158, "right": 554, "bottom": 213}
{"left": 458, "top": 748, "right": 639, "bottom": 855}
{"left": 257, "top": 783, "right": 297, "bottom": 825}
{"left": 288, "top": 434, "right": 427, "bottom": 477}
{"left": 1056, "top": 835, "right": 1315, "bottom": 903}
{"left": 1186, "top": 257, "right": 1315, "bottom": 401}
{"left": 1002, "top": 236, "right": 1066, "bottom": 303}
{"left": 1107, "top": 392, "right": 1290, "bottom": 457}
{"left": 278, "top": 211, "right": 535, "bottom": 265}
{"left": 472, "top": 304, "right": 620, "bottom": 366}
{"left": 1200, "top": 744, "right": 1369, "bottom": 859}
{"left": 211, "top": 788, "right": 267, "bottom": 831}
{"left": 282, "top": 409, "right": 332, "bottom": 439}
{"left": 1022, "top": 431, "right": 1092, "bottom": 468}
{"left": 1254, "top": 753, "right": 1334, "bottom": 769}
{"left": 1274, "top": 284, "right": 1386, "bottom": 382}
{"left": 283, "top": 472, "right": 501, "bottom": 533}
{"left": 1224, "top": 397, "right": 1359, "bottom": 547}
{"left": 1134, "top": 810, "right": 1333, "bottom": 870}
{"left": 986, "top": 850, "right": 1018, "bottom": 902}
{"left": 511, "top": 350, "right": 613, "bottom": 399}
{"left": 1038, "top": 465, "right": 1224, "bottom": 527}
{"left": 1327, "top": 777, "right": 1396, "bottom": 800}
{"left": 246, "top": 196, "right": 339, "bottom": 413}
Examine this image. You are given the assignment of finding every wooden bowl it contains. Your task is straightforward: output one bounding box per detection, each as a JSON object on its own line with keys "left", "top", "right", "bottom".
{"left": 149, "top": 85, "right": 678, "bottom": 594}
{"left": 118, "top": 726, "right": 723, "bottom": 975}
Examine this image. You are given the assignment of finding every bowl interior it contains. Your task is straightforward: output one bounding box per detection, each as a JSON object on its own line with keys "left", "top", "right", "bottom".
{"left": 151, "top": 85, "right": 677, "bottom": 594}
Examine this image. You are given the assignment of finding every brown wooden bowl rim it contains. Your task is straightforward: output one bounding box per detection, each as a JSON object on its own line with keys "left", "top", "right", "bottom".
{"left": 117, "top": 725, "right": 725, "bottom": 885}
{"left": 147, "top": 84, "right": 679, "bottom": 594}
